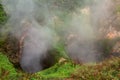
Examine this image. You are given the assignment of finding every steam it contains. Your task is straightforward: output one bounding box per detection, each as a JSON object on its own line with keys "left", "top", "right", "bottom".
{"left": 65, "top": 0, "right": 113, "bottom": 63}
{"left": 1, "top": 0, "right": 113, "bottom": 73}
{"left": 1, "top": 0, "right": 54, "bottom": 73}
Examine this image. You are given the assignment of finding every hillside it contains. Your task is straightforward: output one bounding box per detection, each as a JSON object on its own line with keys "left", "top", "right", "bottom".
{"left": 0, "top": 0, "right": 120, "bottom": 80}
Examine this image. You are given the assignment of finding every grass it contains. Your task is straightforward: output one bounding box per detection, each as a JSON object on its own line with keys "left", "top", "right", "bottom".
{"left": 0, "top": 52, "right": 120, "bottom": 80}
{"left": 0, "top": 1, "right": 120, "bottom": 79}
{"left": 0, "top": 52, "right": 17, "bottom": 80}
{"left": 70, "top": 57, "right": 120, "bottom": 80}
{"left": 35, "top": 62, "right": 79, "bottom": 79}
{"left": 19, "top": 56, "right": 120, "bottom": 80}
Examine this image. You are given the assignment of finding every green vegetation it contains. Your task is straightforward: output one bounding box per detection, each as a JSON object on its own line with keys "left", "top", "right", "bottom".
{"left": 70, "top": 57, "right": 120, "bottom": 80}
{"left": 34, "top": 62, "right": 79, "bottom": 79}
{"left": 0, "top": 52, "right": 120, "bottom": 80}
{"left": 0, "top": 3, "right": 7, "bottom": 25}
{"left": 19, "top": 57, "right": 120, "bottom": 80}
{"left": 0, "top": 0, "right": 120, "bottom": 80}
{"left": 53, "top": 42, "right": 69, "bottom": 60}
{"left": 0, "top": 52, "right": 17, "bottom": 80}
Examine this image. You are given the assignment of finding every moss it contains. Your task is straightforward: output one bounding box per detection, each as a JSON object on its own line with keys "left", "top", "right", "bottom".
{"left": 33, "top": 62, "right": 79, "bottom": 79}
{"left": 0, "top": 52, "right": 17, "bottom": 80}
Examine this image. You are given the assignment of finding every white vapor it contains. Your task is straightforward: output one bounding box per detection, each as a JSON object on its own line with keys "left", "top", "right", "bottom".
{"left": 1, "top": 0, "right": 55, "bottom": 73}
{"left": 1, "top": 0, "right": 114, "bottom": 73}
{"left": 65, "top": 0, "right": 113, "bottom": 63}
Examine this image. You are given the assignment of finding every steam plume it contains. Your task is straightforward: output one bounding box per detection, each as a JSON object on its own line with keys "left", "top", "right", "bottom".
{"left": 1, "top": 0, "right": 114, "bottom": 73}
{"left": 65, "top": 0, "right": 113, "bottom": 63}
{"left": 1, "top": 0, "right": 54, "bottom": 73}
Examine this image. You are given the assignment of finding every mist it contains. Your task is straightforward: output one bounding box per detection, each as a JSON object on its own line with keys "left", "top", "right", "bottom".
{"left": 65, "top": 0, "right": 113, "bottom": 63}
{"left": 1, "top": 0, "right": 113, "bottom": 73}
{"left": 1, "top": 0, "right": 55, "bottom": 73}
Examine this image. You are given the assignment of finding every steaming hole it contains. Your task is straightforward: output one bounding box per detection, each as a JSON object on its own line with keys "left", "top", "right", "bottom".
{"left": 20, "top": 50, "right": 56, "bottom": 73}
